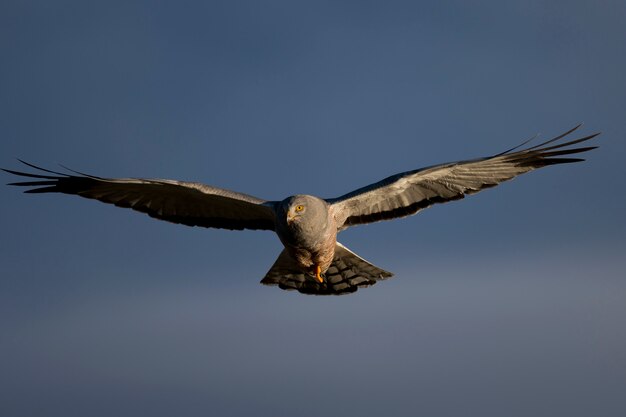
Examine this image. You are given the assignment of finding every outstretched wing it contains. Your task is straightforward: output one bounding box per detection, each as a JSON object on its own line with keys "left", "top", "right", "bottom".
{"left": 328, "top": 125, "right": 599, "bottom": 230}
{"left": 3, "top": 161, "right": 277, "bottom": 231}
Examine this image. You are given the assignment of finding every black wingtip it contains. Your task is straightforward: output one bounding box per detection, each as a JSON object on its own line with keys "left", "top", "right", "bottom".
{"left": 2, "top": 167, "right": 60, "bottom": 180}
{"left": 493, "top": 124, "right": 585, "bottom": 158}
{"left": 525, "top": 124, "right": 584, "bottom": 151}
{"left": 17, "top": 159, "right": 72, "bottom": 176}
{"left": 57, "top": 163, "right": 104, "bottom": 179}
{"left": 543, "top": 157, "right": 587, "bottom": 165}
{"left": 3, "top": 159, "right": 68, "bottom": 177}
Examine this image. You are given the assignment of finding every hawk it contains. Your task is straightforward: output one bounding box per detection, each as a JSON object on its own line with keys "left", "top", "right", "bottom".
{"left": 3, "top": 125, "right": 599, "bottom": 295}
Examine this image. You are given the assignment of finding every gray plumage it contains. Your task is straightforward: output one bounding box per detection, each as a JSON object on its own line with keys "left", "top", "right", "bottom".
{"left": 3, "top": 125, "right": 599, "bottom": 295}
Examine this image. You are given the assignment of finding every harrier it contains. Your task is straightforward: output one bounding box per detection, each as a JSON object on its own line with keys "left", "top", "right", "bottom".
{"left": 3, "top": 125, "right": 599, "bottom": 295}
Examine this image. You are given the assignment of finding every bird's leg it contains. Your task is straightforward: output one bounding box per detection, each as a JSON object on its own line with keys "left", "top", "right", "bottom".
{"left": 315, "top": 265, "right": 324, "bottom": 283}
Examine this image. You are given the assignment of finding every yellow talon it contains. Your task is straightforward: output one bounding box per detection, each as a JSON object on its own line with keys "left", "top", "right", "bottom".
{"left": 315, "top": 265, "right": 324, "bottom": 283}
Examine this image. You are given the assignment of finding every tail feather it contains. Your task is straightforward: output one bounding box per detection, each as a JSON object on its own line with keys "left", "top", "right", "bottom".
{"left": 261, "top": 242, "right": 393, "bottom": 295}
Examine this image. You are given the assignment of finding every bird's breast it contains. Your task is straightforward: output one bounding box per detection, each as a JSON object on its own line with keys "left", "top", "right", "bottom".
{"left": 288, "top": 235, "right": 336, "bottom": 274}
{"left": 276, "top": 218, "right": 337, "bottom": 274}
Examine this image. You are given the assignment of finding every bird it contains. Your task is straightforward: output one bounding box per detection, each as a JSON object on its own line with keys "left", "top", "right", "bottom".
{"left": 3, "top": 125, "right": 599, "bottom": 295}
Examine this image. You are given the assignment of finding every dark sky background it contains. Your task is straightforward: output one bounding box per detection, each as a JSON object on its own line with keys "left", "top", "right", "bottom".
{"left": 1, "top": 1, "right": 625, "bottom": 416}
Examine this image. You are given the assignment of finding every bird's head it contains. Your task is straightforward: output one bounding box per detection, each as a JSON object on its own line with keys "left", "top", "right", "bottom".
{"left": 286, "top": 202, "right": 306, "bottom": 225}
{"left": 276, "top": 194, "right": 334, "bottom": 246}
{"left": 282, "top": 195, "right": 312, "bottom": 225}
{"left": 279, "top": 195, "right": 330, "bottom": 228}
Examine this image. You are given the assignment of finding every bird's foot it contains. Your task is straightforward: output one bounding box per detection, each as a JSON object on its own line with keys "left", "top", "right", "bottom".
{"left": 315, "top": 265, "right": 324, "bottom": 283}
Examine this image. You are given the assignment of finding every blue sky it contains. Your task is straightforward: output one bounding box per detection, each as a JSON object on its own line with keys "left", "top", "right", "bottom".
{"left": 1, "top": 1, "right": 625, "bottom": 416}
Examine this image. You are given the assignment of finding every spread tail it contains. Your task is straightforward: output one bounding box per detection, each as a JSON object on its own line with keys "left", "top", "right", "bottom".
{"left": 260, "top": 242, "right": 393, "bottom": 295}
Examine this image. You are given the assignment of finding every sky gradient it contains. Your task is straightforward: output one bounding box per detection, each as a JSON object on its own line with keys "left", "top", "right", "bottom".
{"left": 1, "top": 1, "right": 625, "bottom": 416}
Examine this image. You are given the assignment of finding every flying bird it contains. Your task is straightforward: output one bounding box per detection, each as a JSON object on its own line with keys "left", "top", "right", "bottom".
{"left": 3, "top": 125, "right": 599, "bottom": 295}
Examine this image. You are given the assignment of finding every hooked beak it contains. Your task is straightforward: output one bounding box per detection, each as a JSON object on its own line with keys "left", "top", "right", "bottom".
{"left": 286, "top": 212, "right": 296, "bottom": 225}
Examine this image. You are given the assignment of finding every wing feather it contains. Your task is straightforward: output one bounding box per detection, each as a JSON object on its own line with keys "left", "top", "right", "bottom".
{"left": 328, "top": 126, "right": 599, "bottom": 229}
{"left": 3, "top": 162, "right": 277, "bottom": 231}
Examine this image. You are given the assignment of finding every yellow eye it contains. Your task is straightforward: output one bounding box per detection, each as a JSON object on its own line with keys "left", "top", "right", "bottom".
{"left": 295, "top": 205, "right": 304, "bottom": 212}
